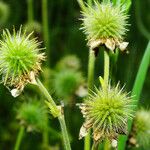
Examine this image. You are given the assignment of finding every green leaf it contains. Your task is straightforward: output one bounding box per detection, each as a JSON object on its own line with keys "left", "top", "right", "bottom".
{"left": 118, "top": 41, "right": 150, "bottom": 150}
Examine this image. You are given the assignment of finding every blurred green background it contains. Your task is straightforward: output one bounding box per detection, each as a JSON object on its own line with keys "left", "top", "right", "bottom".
{"left": 0, "top": 0, "right": 149, "bottom": 149}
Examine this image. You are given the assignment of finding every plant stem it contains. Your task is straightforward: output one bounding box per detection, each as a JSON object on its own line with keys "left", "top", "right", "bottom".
{"left": 88, "top": 50, "right": 96, "bottom": 91}
{"left": 85, "top": 50, "right": 95, "bottom": 150}
{"left": 84, "top": 0, "right": 95, "bottom": 147}
{"left": 104, "top": 50, "right": 110, "bottom": 89}
{"left": 58, "top": 114, "right": 71, "bottom": 150}
{"left": 37, "top": 80, "right": 49, "bottom": 147}
{"left": 14, "top": 126, "right": 25, "bottom": 150}
{"left": 91, "top": 141, "right": 99, "bottom": 150}
{"left": 118, "top": 41, "right": 150, "bottom": 149}
{"left": 37, "top": 79, "right": 57, "bottom": 110}
{"left": 103, "top": 51, "right": 110, "bottom": 150}
{"left": 132, "top": 41, "right": 150, "bottom": 105}
{"left": 36, "top": 79, "right": 71, "bottom": 150}
{"left": 104, "top": 139, "right": 110, "bottom": 150}
{"left": 27, "top": 0, "right": 34, "bottom": 22}
{"left": 42, "top": 0, "right": 50, "bottom": 65}
{"left": 85, "top": 134, "right": 91, "bottom": 150}
{"left": 77, "top": 0, "right": 87, "bottom": 12}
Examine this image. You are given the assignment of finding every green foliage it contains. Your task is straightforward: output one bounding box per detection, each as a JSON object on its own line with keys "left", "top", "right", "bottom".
{"left": 118, "top": 41, "right": 150, "bottom": 150}
{"left": 17, "top": 100, "right": 48, "bottom": 132}
{"left": 132, "top": 42, "right": 150, "bottom": 103}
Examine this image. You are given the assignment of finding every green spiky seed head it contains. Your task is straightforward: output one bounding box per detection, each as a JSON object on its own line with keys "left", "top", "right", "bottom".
{"left": 23, "top": 21, "right": 42, "bottom": 36}
{"left": 54, "top": 70, "right": 83, "bottom": 100}
{"left": 132, "top": 109, "right": 150, "bottom": 148}
{"left": 56, "top": 55, "right": 81, "bottom": 71}
{"left": 17, "top": 101, "right": 47, "bottom": 132}
{"left": 0, "top": 1, "right": 9, "bottom": 25}
{"left": 0, "top": 27, "right": 45, "bottom": 90}
{"left": 80, "top": 1, "right": 129, "bottom": 51}
{"left": 79, "top": 81, "right": 133, "bottom": 146}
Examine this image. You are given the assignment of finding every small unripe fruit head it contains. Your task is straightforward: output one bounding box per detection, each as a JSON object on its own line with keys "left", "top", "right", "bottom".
{"left": 56, "top": 55, "right": 81, "bottom": 71}
{"left": 54, "top": 70, "right": 83, "bottom": 100}
{"left": 79, "top": 81, "right": 134, "bottom": 146}
{"left": 23, "top": 21, "right": 42, "bottom": 37}
{"left": 17, "top": 101, "right": 47, "bottom": 132}
{"left": 132, "top": 109, "right": 150, "bottom": 149}
{"left": 80, "top": 1, "right": 129, "bottom": 52}
{"left": 0, "top": 27, "right": 45, "bottom": 93}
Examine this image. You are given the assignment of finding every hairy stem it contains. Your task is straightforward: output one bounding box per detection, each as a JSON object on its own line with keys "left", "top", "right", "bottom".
{"left": 42, "top": 0, "right": 50, "bottom": 65}
{"left": 88, "top": 50, "right": 96, "bottom": 91}
{"left": 118, "top": 42, "right": 150, "bottom": 149}
{"left": 58, "top": 114, "right": 72, "bottom": 150}
{"left": 104, "top": 139, "right": 110, "bottom": 150}
{"left": 84, "top": 50, "right": 96, "bottom": 150}
{"left": 36, "top": 79, "right": 71, "bottom": 150}
{"left": 103, "top": 51, "right": 110, "bottom": 150}
{"left": 85, "top": 134, "right": 91, "bottom": 150}
{"left": 14, "top": 126, "right": 25, "bottom": 150}
{"left": 77, "top": 0, "right": 87, "bottom": 12}
{"left": 37, "top": 79, "right": 57, "bottom": 110}
{"left": 27, "top": 0, "right": 34, "bottom": 22}
{"left": 104, "top": 50, "right": 110, "bottom": 89}
{"left": 91, "top": 141, "right": 99, "bottom": 150}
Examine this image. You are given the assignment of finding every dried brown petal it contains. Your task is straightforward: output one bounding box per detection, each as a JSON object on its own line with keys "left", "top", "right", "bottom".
{"left": 105, "top": 39, "right": 116, "bottom": 51}
{"left": 75, "top": 85, "right": 88, "bottom": 97}
{"left": 79, "top": 125, "right": 88, "bottom": 139}
{"left": 10, "top": 86, "right": 24, "bottom": 97}
{"left": 118, "top": 42, "right": 129, "bottom": 51}
{"left": 129, "top": 137, "right": 137, "bottom": 146}
{"left": 84, "top": 119, "right": 93, "bottom": 129}
{"left": 88, "top": 39, "right": 103, "bottom": 50}
{"left": 93, "top": 131, "right": 103, "bottom": 141}
{"left": 29, "top": 71, "right": 37, "bottom": 85}
{"left": 111, "top": 139, "right": 118, "bottom": 148}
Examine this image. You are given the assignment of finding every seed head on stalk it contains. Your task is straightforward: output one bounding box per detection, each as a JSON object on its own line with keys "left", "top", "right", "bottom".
{"left": 0, "top": 27, "right": 45, "bottom": 97}
{"left": 17, "top": 100, "right": 47, "bottom": 132}
{"left": 54, "top": 69, "right": 84, "bottom": 100}
{"left": 129, "top": 109, "right": 150, "bottom": 149}
{"left": 79, "top": 0, "right": 129, "bottom": 52}
{"left": 79, "top": 78, "right": 134, "bottom": 148}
